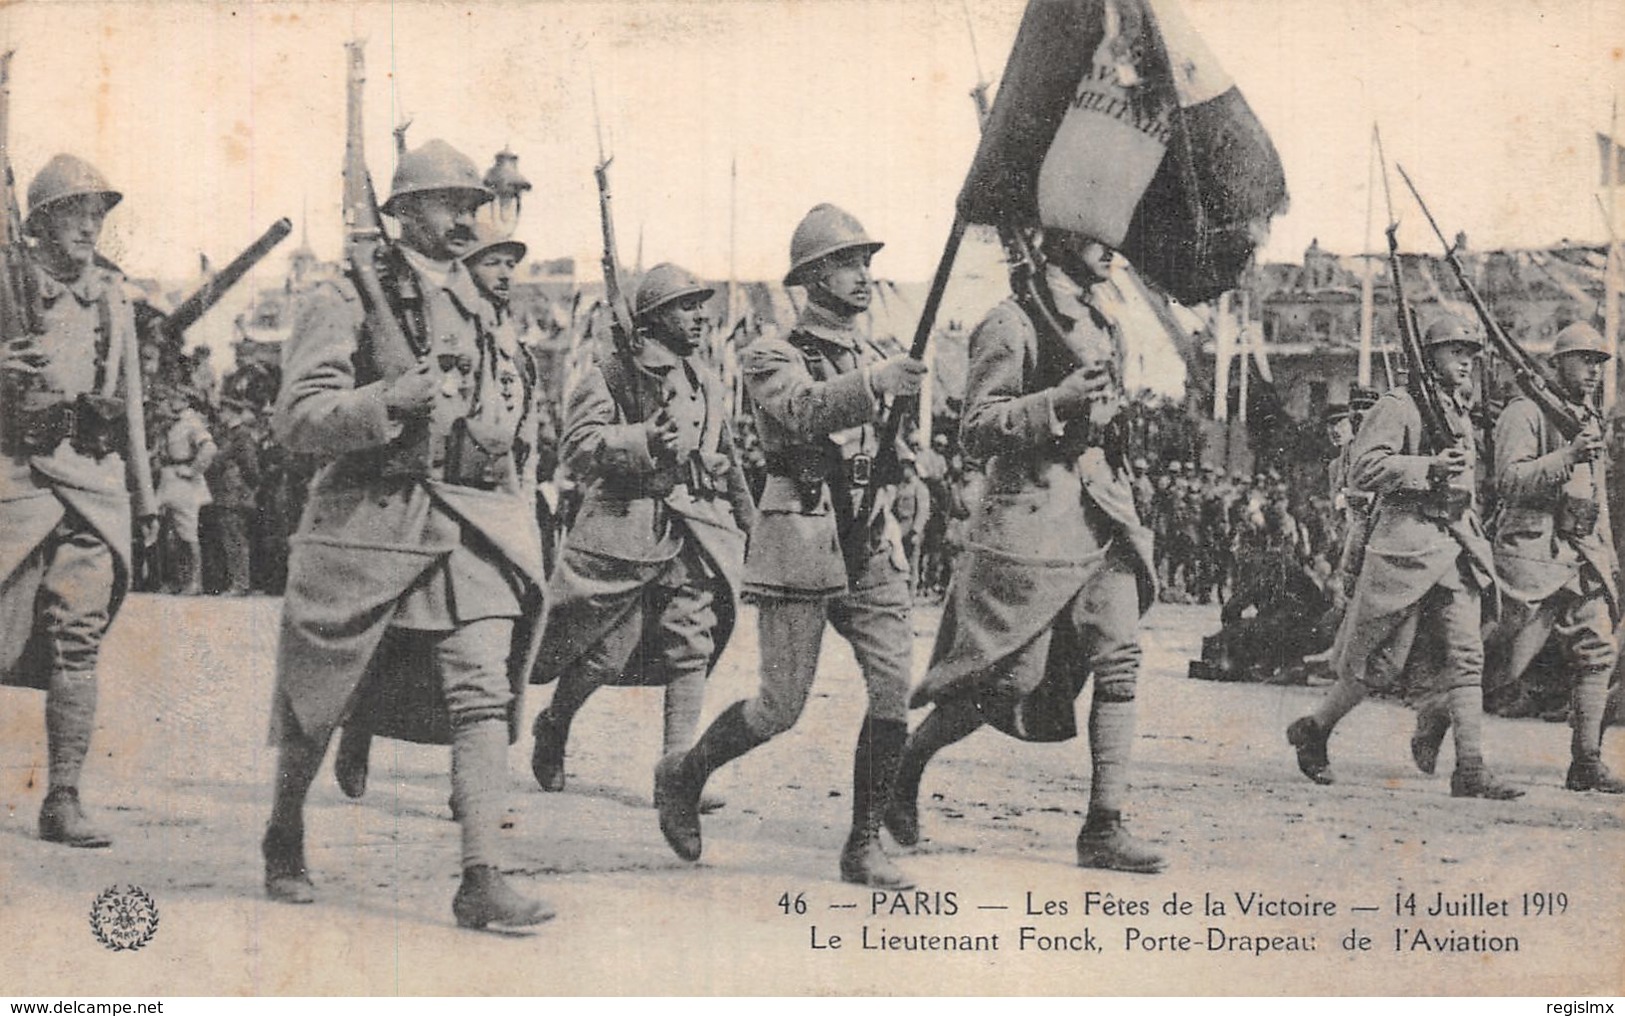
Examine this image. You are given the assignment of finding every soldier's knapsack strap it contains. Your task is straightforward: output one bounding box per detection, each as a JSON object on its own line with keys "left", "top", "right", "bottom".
{"left": 93, "top": 290, "right": 115, "bottom": 396}
{"left": 598, "top": 348, "right": 646, "bottom": 424}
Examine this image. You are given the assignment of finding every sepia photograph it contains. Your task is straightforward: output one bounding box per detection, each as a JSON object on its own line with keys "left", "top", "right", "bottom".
{"left": 0, "top": 0, "right": 1622, "bottom": 998}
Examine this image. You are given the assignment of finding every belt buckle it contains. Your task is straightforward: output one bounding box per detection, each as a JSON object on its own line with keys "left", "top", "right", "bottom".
{"left": 849, "top": 454, "right": 872, "bottom": 489}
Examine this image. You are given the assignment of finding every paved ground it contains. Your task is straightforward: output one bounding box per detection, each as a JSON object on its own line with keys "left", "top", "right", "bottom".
{"left": 2, "top": 594, "right": 1622, "bottom": 995}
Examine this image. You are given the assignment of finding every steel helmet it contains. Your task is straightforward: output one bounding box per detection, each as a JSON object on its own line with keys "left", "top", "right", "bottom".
{"left": 784, "top": 203, "right": 883, "bottom": 286}
{"left": 25, "top": 154, "right": 122, "bottom": 234}
{"left": 1551, "top": 321, "right": 1611, "bottom": 362}
{"left": 634, "top": 262, "right": 715, "bottom": 321}
{"left": 1421, "top": 314, "right": 1483, "bottom": 350}
{"left": 382, "top": 140, "right": 492, "bottom": 217}
{"left": 461, "top": 221, "right": 527, "bottom": 266}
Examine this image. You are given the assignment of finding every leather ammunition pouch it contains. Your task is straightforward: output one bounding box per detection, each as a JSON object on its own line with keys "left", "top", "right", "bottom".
{"left": 765, "top": 445, "right": 848, "bottom": 512}
{"left": 1556, "top": 494, "right": 1600, "bottom": 539}
{"left": 441, "top": 417, "right": 510, "bottom": 491}
{"left": 1387, "top": 486, "right": 1471, "bottom": 524}
{"left": 6, "top": 390, "right": 127, "bottom": 459}
{"left": 72, "top": 394, "right": 128, "bottom": 459}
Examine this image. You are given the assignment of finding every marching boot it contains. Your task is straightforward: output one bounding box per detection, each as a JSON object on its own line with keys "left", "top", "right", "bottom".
{"left": 1445, "top": 685, "right": 1522, "bottom": 799}
{"left": 450, "top": 716, "right": 551, "bottom": 928}
{"left": 1565, "top": 754, "right": 1625, "bottom": 793}
{"left": 262, "top": 824, "right": 315, "bottom": 904}
{"left": 1075, "top": 809, "right": 1166, "bottom": 874}
{"left": 883, "top": 748, "right": 924, "bottom": 849}
{"left": 38, "top": 788, "right": 111, "bottom": 849}
{"left": 529, "top": 709, "right": 568, "bottom": 793}
{"left": 334, "top": 724, "right": 371, "bottom": 799}
{"left": 659, "top": 669, "right": 726, "bottom": 813}
{"left": 654, "top": 701, "right": 767, "bottom": 862}
{"left": 42, "top": 668, "right": 110, "bottom": 847}
{"left": 1410, "top": 699, "right": 1450, "bottom": 776}
{"left": 884, "top": 701, "right": 985, "bottom": 847}
{"left": 838, "top": 715, "right": 915, "bottom": 890}
{"left": 1286, "top": 716, "right": 1335, "bottom": 785}
{"left": 452, "top": 865, "right": 554, "bottom": 930}
{"left": 1565, "top": 666, "right": 1623, "bottom": 792}
{"left": 1450, "top": 762, "right": 1525, "bottom": 800}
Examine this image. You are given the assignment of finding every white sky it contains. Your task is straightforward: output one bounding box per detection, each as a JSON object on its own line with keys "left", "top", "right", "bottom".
{"left": 0, "top": 0, "right": 1621, "bottom": 290}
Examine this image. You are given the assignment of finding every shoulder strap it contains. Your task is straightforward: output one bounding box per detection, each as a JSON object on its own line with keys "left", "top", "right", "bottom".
{"left": 785, "top": 331, "right": 834, "bottom": 382}
{"left": 598, "top": 350, "right": 645, "bottom": 423}
{"left": 93, "top": 291, "right": 116, "bottom": 395}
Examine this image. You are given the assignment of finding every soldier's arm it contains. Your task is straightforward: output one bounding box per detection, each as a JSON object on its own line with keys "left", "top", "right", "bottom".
{"left": 192, "top": 422, "right": 219, "bottom": 474}
{"left": 741, "top": 337, "right": 877, "bottom": 440}
{"left": 1348, "top": 395, "right": 1435, "bottom": 494}
{"left": 560, "top": 364, "right": 657, "bottom": 480}
{"left": 717, "top": 414, "right": 758, "bottom": 533}
{"left": 1494, "top": 401, "right": 1570, "bottom": 505}
{"left": 960, "top": 303, "right": 1060, "bottom": 461}
{"left": 272, "top": 285, "right": 397, "bottom": 456}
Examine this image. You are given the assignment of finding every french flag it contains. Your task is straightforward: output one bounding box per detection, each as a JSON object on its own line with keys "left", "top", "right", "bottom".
{"left": 958, "top": 0, "right": 1289, "bottom": 306}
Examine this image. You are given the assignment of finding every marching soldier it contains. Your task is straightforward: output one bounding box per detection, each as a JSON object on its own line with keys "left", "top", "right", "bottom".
{"left": 334, "top": 221, "right": 551, "bottom": 800}
{"left": 1411, "top": 322, "right": 1624, "bottom": 792}
{"left": 0, "top": 155, "right": 157, "bottom": 847}
{"left": 262, "top": 140, "right": 552, "bottom": 929}
{"left": 529, "top": 263, "right": 752, "bottom": 799}
{"left": 885, "top": 233, "right": 1165, "bottom": 873}
{"left": 1287, "top": 316, "right": 1522, "bottom": 799}
{"left": 653, "top": 204, "right": 925, "bottom": 888}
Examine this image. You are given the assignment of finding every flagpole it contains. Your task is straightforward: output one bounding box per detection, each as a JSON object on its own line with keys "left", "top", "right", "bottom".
{"left": 1359, "top": 125, "right": 1379, "bottom": 388}
{"left": 1607, "top": 92, "right": 1619, "bottom": 410}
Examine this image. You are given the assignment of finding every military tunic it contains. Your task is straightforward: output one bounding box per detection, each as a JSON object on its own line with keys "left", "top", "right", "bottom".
{"left": 737, "top": 299, "right": 912, "bottom": 732}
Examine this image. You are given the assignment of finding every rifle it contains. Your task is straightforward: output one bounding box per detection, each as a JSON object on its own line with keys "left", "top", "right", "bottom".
{"left": 342, "top": 41, "right": 423, "bottom": 379}
{"left": 0, "top": 50, "right": 40, "bottom": 345}
{"left": 1398, "top": 164, "right": 1598, "bottom": 442}
{"left": 590, "top": 74, "right": 651, "bottom": 426}
{"left": 159, "top": 218, "right": 292, "bottom": 344}
{"left": 0, "top": 49, "right": 47, "bottom": 453}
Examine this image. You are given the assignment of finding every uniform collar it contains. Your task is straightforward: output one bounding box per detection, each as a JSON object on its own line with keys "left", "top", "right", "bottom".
{"left": 794, "top": 298, "right": 864, "bottom": 351}
{"left": 35, "top": 260, "right": 109, "bottom": 306}
{"left": 634, "top": 336, "right": 685, "bottom": 375}
{"left": 401, "top": 244, "right": 493, "bottom": 325}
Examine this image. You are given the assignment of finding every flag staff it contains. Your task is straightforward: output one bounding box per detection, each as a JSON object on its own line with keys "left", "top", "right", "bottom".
{"left": 1358, "top": 124, "right": 1380, "bottom": 389}
{"left": 1606, "top": 91, "right": 1619, "bottom": 410}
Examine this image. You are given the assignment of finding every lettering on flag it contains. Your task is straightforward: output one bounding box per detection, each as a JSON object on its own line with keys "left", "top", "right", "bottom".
{"left": 959, "top": 0, "right": 1289, "bottom": 306}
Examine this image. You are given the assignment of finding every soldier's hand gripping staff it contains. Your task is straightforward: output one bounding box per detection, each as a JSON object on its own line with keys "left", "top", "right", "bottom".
{"left": 1410, "top": 322, "right": 1625, "bottom": 793}
{"left": 529, "top": 263, "right": 752, "bottom": 801}
{"left": 262, "top": 42, "right": 552, "bottom": 933}
{"left": 887, "top": 231, "right": 1165, "bottom": 874}
{"left": 1287, "top": 315, "right": 1522, "bottom": 800}
{"left": 0, "top": 138, "right": 158, "bottom": 847}
{"left": 654, "top": 204, "right": 925, "bottom": 889}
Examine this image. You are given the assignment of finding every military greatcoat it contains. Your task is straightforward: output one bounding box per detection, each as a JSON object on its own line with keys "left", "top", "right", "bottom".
{"left": 531, "top": 343, "right": 751, "bottom": 687}
{"left": 270, "top": 255, "right": 546, "bottom": 747}
{"left": 1, "top": 261, "right": 155, "bottom": 687}
{"left": 912, "top": 299, "right": 1155, "bottom": 741}
{"left": 1328, "top": 387, "right": 1496, "bottom": 688}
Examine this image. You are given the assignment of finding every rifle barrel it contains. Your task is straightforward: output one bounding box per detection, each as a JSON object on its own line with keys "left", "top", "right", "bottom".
{"left": 162, "top": 218, "right": 293, "bottom": 341}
